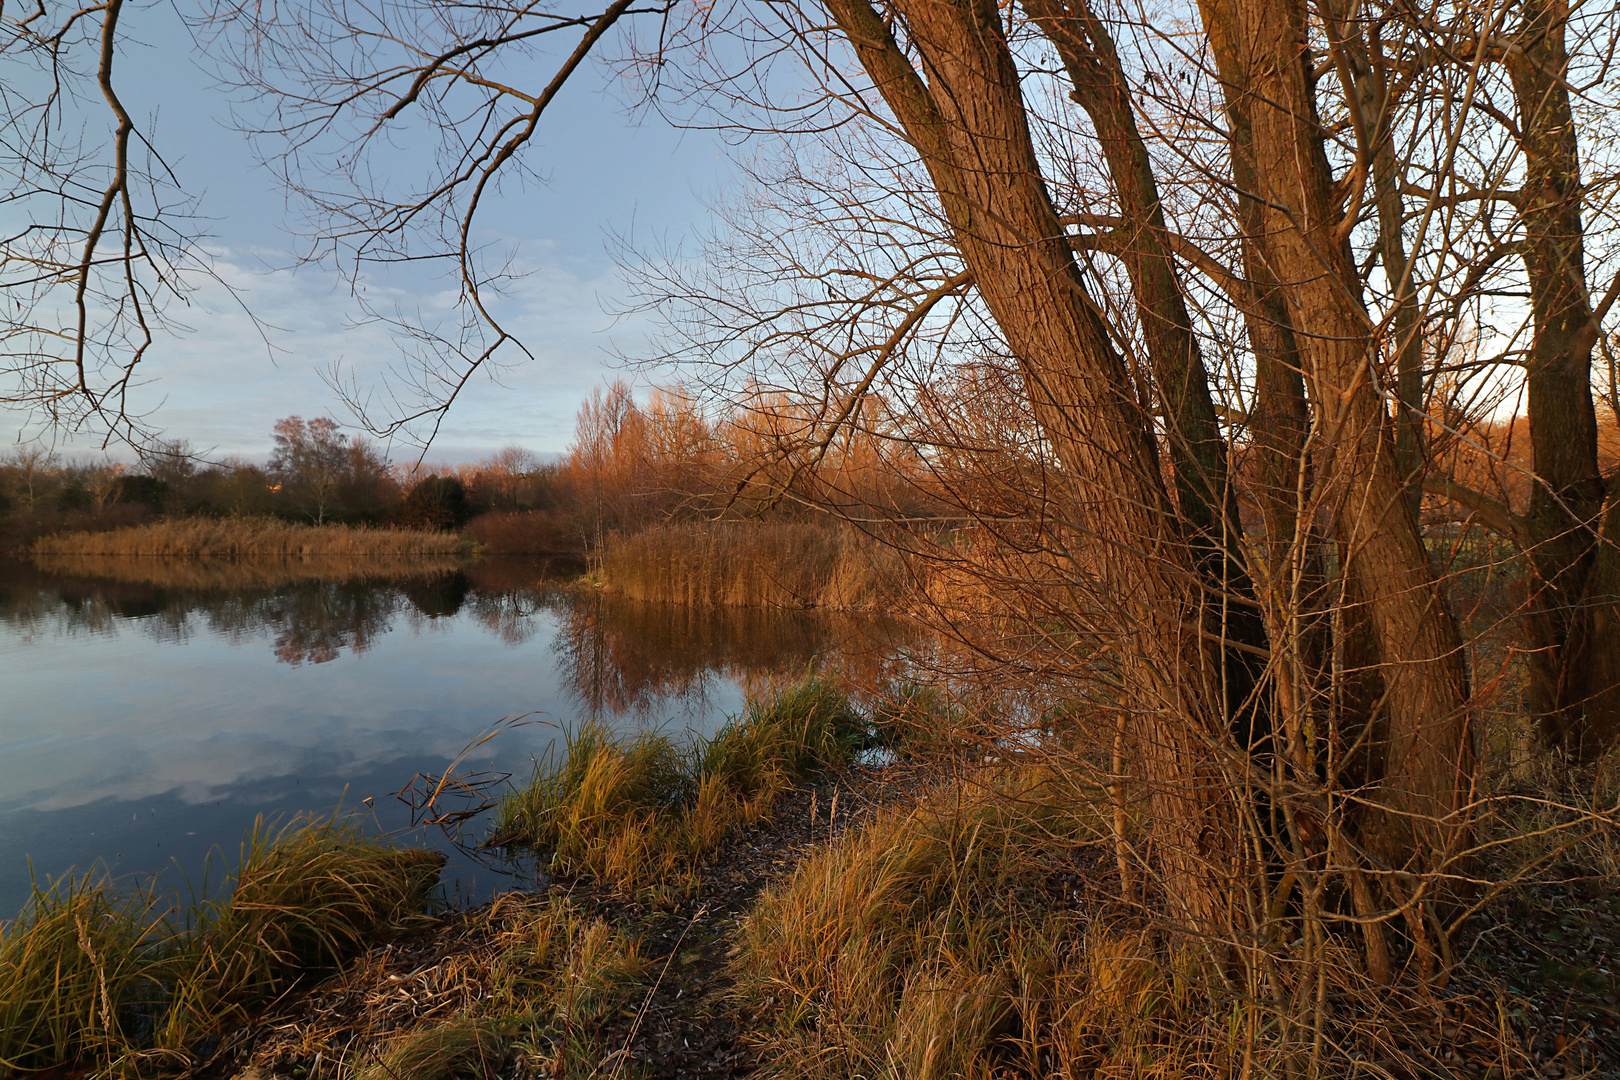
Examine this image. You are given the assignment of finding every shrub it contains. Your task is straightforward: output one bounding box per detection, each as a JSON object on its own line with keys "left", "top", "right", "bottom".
{"left": 110, "top": 475, "right": 169, "bottom": 512}
{"left": 394, "top": 476, "right": 472, "bottom": 531}
{"left": 54, "top": 479, "right": 92, "bottom": 512}
{"left": 465, "top": 509, "right": 583, "bottom": 554}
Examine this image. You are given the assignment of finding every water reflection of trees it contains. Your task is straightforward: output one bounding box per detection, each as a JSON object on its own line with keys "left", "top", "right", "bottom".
{"left": 1, "top": 557, "right": 909, "bottom": 714}
{"left": 268, "top": 583, "right": 397, "bottom": 664}
{"left": 0, "top": 558, "right": 427, "bottom": 661}
{"left": 550, "top": 590, "right": 907, "bottom": 723}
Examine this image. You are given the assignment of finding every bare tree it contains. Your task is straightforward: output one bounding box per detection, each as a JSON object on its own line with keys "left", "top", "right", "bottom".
{"left": 268, "top": 414, "right": 349, "bottom": 522}
{"left": 1, "top": 0, "right": 219, "bottom": 444}
{"left": 199, "top": 0, "right": 675, "bottom": 448}
{"left": 608, "top": 0, "right": 1613, "bottom": 978}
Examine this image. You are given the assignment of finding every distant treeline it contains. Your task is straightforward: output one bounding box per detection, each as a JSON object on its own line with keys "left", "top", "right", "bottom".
{"left": 0, "top": 419, "right": 563, "bottom": 549}
{"left": 2, "top": 382, "right": 948, "bottom": 575}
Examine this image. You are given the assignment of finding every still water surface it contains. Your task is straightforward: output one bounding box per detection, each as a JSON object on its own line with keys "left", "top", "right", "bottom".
{"left": 0, "top": 556, "right": 896, "bottom": 917}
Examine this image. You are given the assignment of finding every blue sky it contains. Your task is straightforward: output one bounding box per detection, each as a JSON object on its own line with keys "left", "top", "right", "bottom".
{"left": 2, "top": 2, "right": 732, "bottom": 464}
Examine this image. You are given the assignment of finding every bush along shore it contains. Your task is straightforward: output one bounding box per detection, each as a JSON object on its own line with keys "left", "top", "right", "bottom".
{"left": 11, "top": 677, "right": 1620, "bottom": 1080}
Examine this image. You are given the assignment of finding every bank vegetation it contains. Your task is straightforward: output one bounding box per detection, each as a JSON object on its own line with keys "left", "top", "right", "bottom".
{"left": 31, "top": 518, "right": 471, "bottom": 559}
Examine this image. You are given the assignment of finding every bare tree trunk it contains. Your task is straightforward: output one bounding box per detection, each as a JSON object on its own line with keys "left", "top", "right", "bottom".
{"left": 1021, "top": 0, "right": 1270, "bottom": 753}
{"left": 1503, "top": 0, "right": 1618, "bottom": 762}
{"left": 821, "top": 0, "right": 1240, "bottom": 933}
{"left": 1199, "top": 0, "right": 1473, "bottom": 866}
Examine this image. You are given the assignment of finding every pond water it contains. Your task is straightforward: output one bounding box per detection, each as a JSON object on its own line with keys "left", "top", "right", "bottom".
{"left": 0, "top": 556, "right": 901, "bottom": 918}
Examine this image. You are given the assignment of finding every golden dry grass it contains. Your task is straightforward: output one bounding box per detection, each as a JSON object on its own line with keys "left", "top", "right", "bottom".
{"left": 235, "top": 892, "right": 649, "bottom": 1080}
{"left": 30, "top": 553, "right": 464, "bottom": 590}
{"left": 599, "top": 522, "right": 908, "bottom": 611}
{"left": 731, "top": 765, "right": 1397, "bottom": 1079}
{"left": 32, "top": 518, "right": 469, "bottom": 559}
{"left": 492, "top": 676, "right": 867, "bottom": 896}
{"left": 0, "top": 816, "right": 443, "bottom": 1076}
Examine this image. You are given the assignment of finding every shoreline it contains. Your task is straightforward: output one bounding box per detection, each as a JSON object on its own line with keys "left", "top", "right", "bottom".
{"left": 209, "top": 768, "right": 903, "bottom": 1080}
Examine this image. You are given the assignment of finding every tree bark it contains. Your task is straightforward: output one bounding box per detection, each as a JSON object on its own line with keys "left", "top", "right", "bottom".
{"left": 820, "top": 0, "right": 1243, "bottom": 933}
{"left": 1198, "top": 0, "right": 1473, "bottom": 866}
{"left": 1020, "top": 0, "right": 1270, "bottom": 750}
{"left": 1503, "top": 0, "right": 1617, "bottom": 761}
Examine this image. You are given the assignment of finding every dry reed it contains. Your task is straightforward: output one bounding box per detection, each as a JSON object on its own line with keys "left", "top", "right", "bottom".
{"left": 30, "top": 553, "right": 464, "bottom": 590}
{"left": 599, "top": 522, "right": 908, "bottom": 611}
{"left": 33, "top": 518, "right": 469, "bottom": 559}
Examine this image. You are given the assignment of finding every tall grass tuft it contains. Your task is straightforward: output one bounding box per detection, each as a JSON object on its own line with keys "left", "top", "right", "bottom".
{"left": 492, "top": 675, "right": 865, "bottom": 893}
{"left": 160, "top": 816, "right": 445, "bottom": 1043}
{"left": 352, "top": 1017, "right": 509, "bottom": 1080}
{"left": 33, "top": 518, "right": 469, "bottom": 559}
{"left": 490, "top": 894, "right": 649, "bottom": 1071}
{"left": 696, "top": 675, "right": 867, "bottom": 800}
{"left": 0, "top": 816, "right": 443, "bottom": 1076}
{"left": 0, "top": 874, "right": 167, "bottom": 1074}
{"left": 599, "top": 522, "right": 908, "bottom": 611}
{"left": 731, "top": 766, "right": 1246, "bottom": 1079}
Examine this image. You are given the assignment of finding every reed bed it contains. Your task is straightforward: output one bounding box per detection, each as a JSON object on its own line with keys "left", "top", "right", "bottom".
{"left": 32, "top": 518, "right": 469, "bottom": 559}
{"left": 599, "top": 522, "right": 909, "bottom": 611}
{"left": 491, "top": 675, "right": 866, "bottom": 895}
{"left": 30, "top": 553, "right": 464, "bottom": 591}
{"left": 0, "top": 816, "right": 442, "bottom": 1077}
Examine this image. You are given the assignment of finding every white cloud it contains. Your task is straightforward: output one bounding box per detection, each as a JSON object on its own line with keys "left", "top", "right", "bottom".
{"left": 0, "top": 242, "right": 665, "bottom": 461}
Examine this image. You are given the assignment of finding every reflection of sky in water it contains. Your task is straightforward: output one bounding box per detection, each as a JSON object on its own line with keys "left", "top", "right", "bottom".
{"left": 0, "top": 558, "right": 879, "bottom": 916}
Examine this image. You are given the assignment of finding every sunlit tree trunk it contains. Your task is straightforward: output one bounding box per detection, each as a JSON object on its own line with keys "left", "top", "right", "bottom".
{"left": 1021, "top": 0, "right": 1270, "bottom": 751}
{"left": 1198, "top": 0, "right": 1474, "bottom": 866}
{"left": 821, "top": 0, "right": 1244, "bottom": 933}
